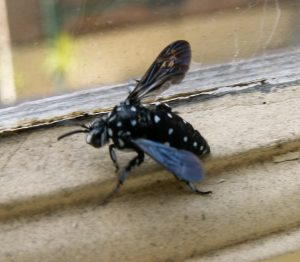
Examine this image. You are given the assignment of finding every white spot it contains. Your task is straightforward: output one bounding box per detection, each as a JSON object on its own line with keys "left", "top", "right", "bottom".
{"left": 131, "top": 119, "right": 137, "bottom": 126}
{"left": 193, "top": 142, "right": 197, "bottom": 147}
{"left": 125, "top": 100, "right": 130, "bottom": 105}
{"left": 164, "top": 142, "right": 170, "bottom": 146}
{"left": 164, "top": 103, "right": 171, "bottom": 109}
{"left": 116, "top": 107, "right": 122, "bottom": 111}
{"left": 154, "top": 115, "right": 161, "bottom": 123}
{"left": 125, "top": 131, "right": 131, "bottom": 136}
{"left": 168, "top": 128, "right": 174, "bottom": 135}
{"left": 183, "top": 120, "right": 187, "bottom": 124}
{"left": 108, "top": 128, "right": 113, "bottom": 137}
{"left": 108, "top": 115, "right": 116, "bottom": 123}
{"left": 167, "top": 113, "right": 173, "bottom": 118}
{"left": 203, "top": 148, "right": 209, "bottom": 154}
{"left": 200, "top": 145, "right": 204, "bottom": 151}
{"left": 86, "top": 133, "right": 92, "bottom": 144}
{"left": 118, "top": 139, "right": 125, "bottom": 147}
{"left": 183, "top": 136, "right": 188, "bottom": 142}
{"left": 130, "top": 106, "right": 136, "bottom": 112}
{"left": 117, "top": 121, "right": 122, "bottom": 127}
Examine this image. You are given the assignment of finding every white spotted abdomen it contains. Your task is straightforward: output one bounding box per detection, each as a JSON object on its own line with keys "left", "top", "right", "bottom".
{"left": 146, "top": 109, "right": 210, "bottom": 156}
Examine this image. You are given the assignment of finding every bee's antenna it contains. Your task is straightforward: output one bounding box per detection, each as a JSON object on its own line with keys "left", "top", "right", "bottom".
{"left": 57, "top": 129, "right": 88, "bottom": 141}
{"left": 79, "top": 123, "right": 89, "bottom": 129}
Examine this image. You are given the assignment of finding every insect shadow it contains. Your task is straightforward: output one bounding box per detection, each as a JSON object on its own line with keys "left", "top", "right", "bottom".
{"left": 58, "top": 40, "right": 212, "bottom": 204}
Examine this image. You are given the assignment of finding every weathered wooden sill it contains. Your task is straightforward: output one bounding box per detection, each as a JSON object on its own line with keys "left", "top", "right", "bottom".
{"left": 1, "top": 47, "right": 300, "bottom": 133}
{"left": 0, "top": 49, "right": 300, "bottom": 261}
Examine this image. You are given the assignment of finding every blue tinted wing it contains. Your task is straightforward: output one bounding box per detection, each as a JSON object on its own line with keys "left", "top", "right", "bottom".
{"left": 131, "top": 138, "right": 204, "bottom": 183}
{"left": 127, "top": 40, "right": 191, "bottom": 103}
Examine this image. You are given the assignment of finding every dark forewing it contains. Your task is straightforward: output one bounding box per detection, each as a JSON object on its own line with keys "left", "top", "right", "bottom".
{"left": 127, "top": 40, "right": 191, "bottom": 103}
{"left": 131, "top": 138, "right": 204, "bottom": 183}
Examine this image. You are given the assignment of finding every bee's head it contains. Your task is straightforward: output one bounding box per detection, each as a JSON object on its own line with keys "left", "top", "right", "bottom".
{"left": 58, "top": 117, "right": 109, "bottom": 148}
{"left": 85, "top": 118, "right": 109, "bottom": 148}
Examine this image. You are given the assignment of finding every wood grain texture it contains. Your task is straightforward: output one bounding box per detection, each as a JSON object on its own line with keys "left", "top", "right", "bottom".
{"left": 1, "top": 48, "right": 300, "bottom": 133}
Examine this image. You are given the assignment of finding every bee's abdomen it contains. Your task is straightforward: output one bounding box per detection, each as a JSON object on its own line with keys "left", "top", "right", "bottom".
{"left": 188, "top": 125, "right": 210, "bottom": 155}
{"left": 146, "top": 109, "right": 210, "bottom": 156}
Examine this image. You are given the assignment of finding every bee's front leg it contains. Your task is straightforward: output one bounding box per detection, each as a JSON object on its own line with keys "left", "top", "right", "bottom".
{"left": 109, "top": 144, "right": 119, "bottom": 171}
{"left": 101, "top": 149, "right": 144, "bottom": 205}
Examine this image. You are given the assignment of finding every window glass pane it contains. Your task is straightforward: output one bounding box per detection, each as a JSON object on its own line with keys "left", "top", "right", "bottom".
{"left": 1, "top": 0, "right": 299, "bottom": 107}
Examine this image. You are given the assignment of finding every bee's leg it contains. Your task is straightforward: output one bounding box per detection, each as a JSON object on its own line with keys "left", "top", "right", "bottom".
{"left": 101, "top": 150, "right": 144, "bottom": 205}
{"left": 109, "top": 144, "right": 119, "bottom": 171}
{"left": 119, "top": 150, "right": 144, "bottom": 184}
{"left": 186, "top": 182, "right": 212, "bottom": 195}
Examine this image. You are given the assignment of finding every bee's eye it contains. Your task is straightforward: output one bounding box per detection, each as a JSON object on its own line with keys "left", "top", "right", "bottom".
{"left": 86, "top": 128, "right": 108, "bottom": 148}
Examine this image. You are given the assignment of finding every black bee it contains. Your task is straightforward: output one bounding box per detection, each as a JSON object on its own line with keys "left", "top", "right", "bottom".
{"left": 58, "top": 40, "right": 211, "bottom": 202}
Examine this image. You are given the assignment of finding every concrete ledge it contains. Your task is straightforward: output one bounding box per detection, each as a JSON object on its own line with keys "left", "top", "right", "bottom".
{"left": 188, "top": 226, "right": 300, "bottom": 262}
{"left": 0, "top": 85, "right": 299, "bottom": 261}
{"left": 0, "top": 154, "right": 299, "bottom": 261}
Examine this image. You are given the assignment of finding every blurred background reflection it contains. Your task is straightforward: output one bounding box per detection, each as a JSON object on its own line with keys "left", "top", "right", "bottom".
{"left": 0, "top": 0, "right": 299, "bottom": 106}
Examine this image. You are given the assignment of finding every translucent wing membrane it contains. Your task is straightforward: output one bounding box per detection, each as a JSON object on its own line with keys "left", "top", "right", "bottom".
{"left": 127, "top": 40, "right": 191, "bottom": 103}
{"left": 131, "top": 138, "right": 204, "bottom": 183}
